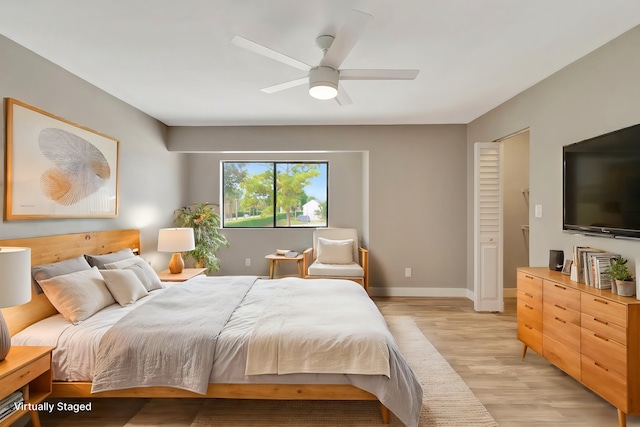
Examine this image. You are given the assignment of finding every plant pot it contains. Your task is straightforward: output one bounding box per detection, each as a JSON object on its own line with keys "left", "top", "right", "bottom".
{"left": 616, "top": 280, "right": 636, "bottom": 297}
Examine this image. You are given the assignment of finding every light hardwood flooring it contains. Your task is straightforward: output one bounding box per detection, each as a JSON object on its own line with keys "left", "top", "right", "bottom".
{"left": 27, "top": 297, "right": 640, "bottom": 426}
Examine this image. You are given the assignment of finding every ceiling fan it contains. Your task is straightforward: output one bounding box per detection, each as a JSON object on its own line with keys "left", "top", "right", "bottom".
{"left": 231, "top": 9, "right": 419, "bottom": 105}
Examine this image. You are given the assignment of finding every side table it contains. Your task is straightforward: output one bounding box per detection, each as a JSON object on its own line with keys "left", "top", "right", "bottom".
{"left": 265, "top": 253, "right": 304, "bottom": 279}
{"left": 157, "top": 267, "right": 207, "bottom": 282}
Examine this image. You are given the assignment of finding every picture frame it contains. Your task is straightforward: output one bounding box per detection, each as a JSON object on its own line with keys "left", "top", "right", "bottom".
{"left": 562, "top": 259, "right": 573, "bottom": 275}
{"left": 4, "top": 98, "right": 119, "bottom": 219}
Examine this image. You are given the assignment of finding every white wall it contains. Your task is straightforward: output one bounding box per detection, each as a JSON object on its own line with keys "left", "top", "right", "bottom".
{"left": 168, "top": 124, "right": 468, "bottom": 294}
{"left": 0, "top": 35, "right": 186, "bottom": 269}
{"left": 467, "top": 25, "right": 640, "bottom": 290}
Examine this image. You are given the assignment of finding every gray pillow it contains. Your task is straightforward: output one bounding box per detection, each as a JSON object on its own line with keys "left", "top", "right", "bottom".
{"left": 85, "top": 248, "right": 136, "bottom": 269}
{"left": 100, "top": 269, "right": 149, "bottom": 306}
{"left": 32, "top": 255, "right": 92, "bottom": 293}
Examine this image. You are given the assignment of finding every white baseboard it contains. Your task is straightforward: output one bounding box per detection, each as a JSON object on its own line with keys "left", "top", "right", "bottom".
{"left": 369, "top": 286, "right": 517, "bottom": 299}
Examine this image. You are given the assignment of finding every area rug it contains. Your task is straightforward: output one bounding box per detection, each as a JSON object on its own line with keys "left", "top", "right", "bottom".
{"left": 191, "top": 316, "right": 497, "bottom": 426}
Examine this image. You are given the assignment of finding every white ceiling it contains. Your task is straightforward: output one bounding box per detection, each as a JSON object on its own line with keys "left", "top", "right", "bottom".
{"left": 1, "top": 1, "right": 640, "bottom": 126}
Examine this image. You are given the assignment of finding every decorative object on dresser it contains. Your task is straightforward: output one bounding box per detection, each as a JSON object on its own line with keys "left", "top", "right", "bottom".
{"left": 606, "top": 258, "right": 635, "bottom": 297}
{"left": 174, "top": 203, "right": 229, "bottom": 272}
{"left": 517, "top": 267, "right": 640, "bottom": 427}
{"left": 0, "top": 247, "right": 32, "bottom": 361}
{"left": 157, "top": 228, "right": 196, "bottom": 274}
{"left": 548, "top": 249, "right": 564, "bottom": 271}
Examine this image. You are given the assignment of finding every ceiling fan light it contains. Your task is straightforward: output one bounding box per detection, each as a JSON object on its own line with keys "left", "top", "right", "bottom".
{"left": 308, "top": 66, "right": 339, "bottom": 100}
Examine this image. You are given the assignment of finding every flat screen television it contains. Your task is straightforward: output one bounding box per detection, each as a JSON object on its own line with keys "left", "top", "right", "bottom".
{"left": 563, "top": 123, "right": 640, "bottom": 239}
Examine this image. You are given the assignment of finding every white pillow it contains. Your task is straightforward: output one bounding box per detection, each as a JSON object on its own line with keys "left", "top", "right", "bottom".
{"left": 104, "top": 256, "right": 164, "bottom": 291}
{"left": 316, "top": 237, "right": 354, "bottom": 264}
{"left": 38, "top": 266, "right": 116, "bottom": 324}
{"left": 100, "top": 269, "right": 149, "bottom": 306}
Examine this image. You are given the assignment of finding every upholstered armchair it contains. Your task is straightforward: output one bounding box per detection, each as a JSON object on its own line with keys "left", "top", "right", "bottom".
{"left": 302, "top": 228, "right": 369, "bottom": 294}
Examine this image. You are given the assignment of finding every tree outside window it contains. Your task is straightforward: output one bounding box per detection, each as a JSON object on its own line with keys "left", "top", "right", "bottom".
{"left": 222, "top": 162, "right": 328, "bottom": 228}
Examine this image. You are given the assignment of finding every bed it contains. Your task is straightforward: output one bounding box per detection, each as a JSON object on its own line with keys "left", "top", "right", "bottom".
{"left": 0, "top": 229, "right": 422, "bottom": 426}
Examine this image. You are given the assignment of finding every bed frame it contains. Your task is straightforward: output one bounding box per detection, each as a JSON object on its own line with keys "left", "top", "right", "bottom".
{"left": 0, "top": 229, "right": 390, "bottom": 423}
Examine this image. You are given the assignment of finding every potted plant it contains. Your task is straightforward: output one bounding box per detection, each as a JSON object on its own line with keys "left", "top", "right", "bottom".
{"left": 606, "top": 257, "right": 635, "bottom": 297}
{"left": 174, "top": 202, "right": 229, "bottom": 273}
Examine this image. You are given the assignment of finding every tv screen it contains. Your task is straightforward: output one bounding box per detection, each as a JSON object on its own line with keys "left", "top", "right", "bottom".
{"left": 563, "top": 123, "right": 640, "bottom": 239}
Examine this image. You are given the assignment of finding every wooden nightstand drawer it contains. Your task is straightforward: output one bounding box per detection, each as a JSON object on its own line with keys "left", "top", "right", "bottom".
{"left": 581, "top": 328, "right": 626, "bottom": 378}
{"left": 581, "top": 294, "right": 627, "bottom": 327}
{"left": 517, "top": 272, "right": 542, "bottom": 297}
{"left": 581, "top": 312, "right": 627, "bottom": 345}
{"left": 582, "top": 354, "right": 627, "bottom": 411}
{"left": 0, "top": 352, "right": 49, "bottom": 397}
{"left": 544, "top": 280, "right": 580, "bottom": 312}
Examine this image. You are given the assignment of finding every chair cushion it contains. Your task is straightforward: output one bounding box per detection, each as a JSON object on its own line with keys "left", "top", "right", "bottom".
{"left": 307, "top": 261, "right": 364, "bottom": 278}
{"left": 316, "top": 237, "right": 354, "bottom": 264}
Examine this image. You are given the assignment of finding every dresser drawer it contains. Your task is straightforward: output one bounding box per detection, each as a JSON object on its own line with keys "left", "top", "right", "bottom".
{"left": 582, "top": 354, "right": 627, "bottom": 411}
{"left": 544, "top": 280, "right": 580, "bottom": 312}
{"left": 581, "top": 328, "right": 627, "bottom": 378}
{"left": 517, "top": 289, "right": 542, "bottom": 311}
{"left": 543, "top": 335, "right": 580, "bottom": 380}
{"left": 544, "top": 300, "right": 580, "bottom": 325}
{"left": 581, "top": 294, "right": 627, "bottom": 327}
{"left": 581, "top": 312, "right": 627, "bottom": 345}
{"left": 543, "top": 308, "right": 580, "bottom": 351}
{"left": 517, "top": 298, "right": 542, "bottom": 331}
{"left": 518, "top": 322, "right": 542, "bottom": 355}
{"left": 0, "top": 353, "right": 49, "bottom": 398}
{"left": 517, "top": 272, "right": 543, "bottom": 297}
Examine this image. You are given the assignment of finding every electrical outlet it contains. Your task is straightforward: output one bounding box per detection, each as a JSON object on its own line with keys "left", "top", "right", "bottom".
{"left": 535, "top": 204, "right": 543, "bottom": 218}
{"left": 245, "top": 258, "right": 251, "bottom": 267}
{"left": 404, "top": 267, "right": 412, "bottom": 278}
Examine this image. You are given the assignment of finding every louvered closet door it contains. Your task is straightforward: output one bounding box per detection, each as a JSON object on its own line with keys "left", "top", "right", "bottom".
{"left": 474, "top": 142, "right": 503, "bottom": 312}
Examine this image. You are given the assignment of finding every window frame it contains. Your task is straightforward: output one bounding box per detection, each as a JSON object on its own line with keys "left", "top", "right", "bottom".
{"left": 222, "top": 161, "right": 329, "bottom": 229}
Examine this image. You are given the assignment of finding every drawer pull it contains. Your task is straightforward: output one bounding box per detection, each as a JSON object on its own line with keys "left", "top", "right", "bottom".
{"left": 19, "top": 370, "right": 31, "bottom": 379}
{"left": 524, "top": 304, "right": 533, "bottom": 310}
{"left": 554, "top": 316, "right": 566, "bottom": 324}
{"left": 594, "top": 361, "right": 609, "bottom": 372}
{"left": 525, "top": 275, "right": 534, "bottom": 279}
{"left": 593, "top": 317, "right": 609, "bottom": 325}
{"left": 593, "top": 298, "right": 609, "bottom": 305}
{"left": 524, "top": 292, "right": 533, "bottom": 298}
{"left": 554, "top": 304, "right": 567, "bottom": 310}
{"left": 554, "top": 284, "right": 566, "bottom": 290}
{"left": 593, "top": 333, "right": 609, "bottom": 342}
{"left": 524, "top": 324, "right": 533, "bottom": 330}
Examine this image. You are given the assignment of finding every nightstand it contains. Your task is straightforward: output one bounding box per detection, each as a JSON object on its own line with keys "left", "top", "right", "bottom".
{"left": 157, "top": 267, "right": 207, "bottom": 282}
{"left": 265, "top": 253, "right": 304, "bottom": 279}
{"left": 0, "top": 346, "right": 53, "bottom": 427}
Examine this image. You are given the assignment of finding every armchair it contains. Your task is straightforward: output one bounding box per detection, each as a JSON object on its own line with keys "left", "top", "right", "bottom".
{"left": 302, "top": 228, "right": 369, "bottom": 294}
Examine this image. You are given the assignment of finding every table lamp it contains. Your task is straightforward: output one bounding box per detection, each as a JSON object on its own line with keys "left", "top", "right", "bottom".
{"left": 0, "top": 247, "right": 32, "bottom": 361}
{"left": 157, "top": 228, "right": 195, "bottom": 274}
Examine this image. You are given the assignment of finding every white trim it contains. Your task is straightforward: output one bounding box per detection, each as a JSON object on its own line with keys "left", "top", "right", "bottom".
{"left": 369, "top": 286, "right": 471, "bottom": 298}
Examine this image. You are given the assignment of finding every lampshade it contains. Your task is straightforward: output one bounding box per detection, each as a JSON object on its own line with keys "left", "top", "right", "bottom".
{"left": 157, "top": 228, "right": 195, "bottom": 253}
{"left": 309, "top": 66, "right": 338, "bottom": 100}
{"left": 0, "top": 247, "right": 32, "bottom": 309}
{"left": 0, "top": 247, "right": 32, "bottom": 361}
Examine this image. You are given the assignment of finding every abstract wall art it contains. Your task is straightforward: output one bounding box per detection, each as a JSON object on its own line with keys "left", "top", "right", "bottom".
{"left": 4, "top": 98, "right": 119, "bottom": 219}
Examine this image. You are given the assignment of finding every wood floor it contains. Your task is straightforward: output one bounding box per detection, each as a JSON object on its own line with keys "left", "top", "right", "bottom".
{"left": 27, "top": 297, "right": 640, "bottom": 426}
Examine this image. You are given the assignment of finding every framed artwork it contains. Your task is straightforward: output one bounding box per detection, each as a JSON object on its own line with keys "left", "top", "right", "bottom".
{"left": 561, "top": 259, "right": 573, "bottom": 275}
{"left": 4, "top": 98, "right": 119, "bottom": 219}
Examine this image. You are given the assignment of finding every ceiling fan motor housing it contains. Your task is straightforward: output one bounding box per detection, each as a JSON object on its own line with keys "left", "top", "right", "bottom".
{"left": 309, "top": 66, "right": 339, "bottom": 99}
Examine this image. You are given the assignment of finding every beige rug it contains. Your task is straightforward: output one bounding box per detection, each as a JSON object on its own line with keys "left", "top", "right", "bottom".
{"left": 191, "top": 316, "right": 497, "bottom": 426}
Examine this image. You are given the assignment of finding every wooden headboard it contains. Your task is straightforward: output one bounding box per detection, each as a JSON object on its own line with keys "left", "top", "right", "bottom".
{"left": 0, "top": 229, "right": 140, "bottom": 336}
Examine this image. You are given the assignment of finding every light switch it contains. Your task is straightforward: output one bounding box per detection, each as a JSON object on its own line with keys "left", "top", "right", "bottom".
{"left": 535, "top": 204, "right": 543, "bottom": 218}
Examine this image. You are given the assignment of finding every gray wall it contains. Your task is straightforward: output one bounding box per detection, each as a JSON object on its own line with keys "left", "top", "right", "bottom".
{"left": 0, "top": 35, "right": 185, "bottom": 270}
{"left": 467, "top": 25, "right": 640, "bottom": 291}
{"left": 168, "top": 124, "right": 468, "bottom": 295}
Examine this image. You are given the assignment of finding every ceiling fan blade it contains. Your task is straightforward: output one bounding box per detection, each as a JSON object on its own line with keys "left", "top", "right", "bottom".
{"left": 231, "top": 35, "right": 312, "bottom": 72}
{"left": 320, "top": 10, "right": 372, "bottom": 69}
{"left": 340, "top": 69, "right": 420, "bottom": 80}
{"left": 260, "top": 77, "right": 309, "bottom": 94}
{"left": 335, "top": 85, "right": 352, "bottom": 106}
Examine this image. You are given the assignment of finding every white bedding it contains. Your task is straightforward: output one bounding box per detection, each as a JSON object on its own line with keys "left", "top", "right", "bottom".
{"left": 13, "top": 277, "right": 423, "bottom": 427}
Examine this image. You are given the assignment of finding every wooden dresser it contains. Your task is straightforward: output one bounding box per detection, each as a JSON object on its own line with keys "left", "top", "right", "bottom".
{"left": 517, "top": 267, "right": 640, "bottom": 427}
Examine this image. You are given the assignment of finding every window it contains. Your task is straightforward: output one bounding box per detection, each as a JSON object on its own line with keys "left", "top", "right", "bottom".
{"left": 222, "top": 162, "right": 328, "bottom": 228}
